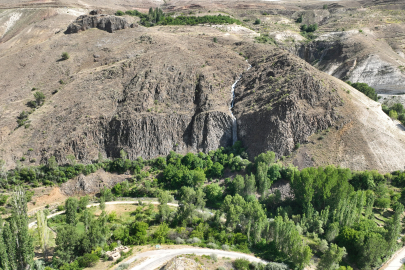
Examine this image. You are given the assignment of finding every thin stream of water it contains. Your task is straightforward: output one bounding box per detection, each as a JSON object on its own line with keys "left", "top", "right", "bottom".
{"left": 229, "top": 62, "right": 251, "bottom": 145}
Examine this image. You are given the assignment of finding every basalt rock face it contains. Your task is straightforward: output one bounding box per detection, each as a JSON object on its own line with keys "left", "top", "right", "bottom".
{"left": 65, "top": 14, "right": 130, "bottom": 34}
{"left": 234, "top": 45, "right": 342, "bottom": 159}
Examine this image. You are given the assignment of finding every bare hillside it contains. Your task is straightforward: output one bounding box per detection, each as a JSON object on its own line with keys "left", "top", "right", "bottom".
{"left": 0, "top": 0, "right": 404, "bottom": 173}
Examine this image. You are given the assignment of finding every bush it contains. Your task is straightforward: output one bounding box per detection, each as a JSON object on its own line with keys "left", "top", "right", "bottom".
{"left": 265, "top": 262, "right": 289, "bottom": 270}
{"left": 207, "top": 242, "right": 218, "bottom": 249}
{"left": 221, "top": 244, "right": 230, "bottom": 251}
{"left": 186, "top": 237, "right": 201, "bottom": 244}
{"left": 389, "top": 110, "right": 398, "bottom": 120}
{"left": 0, "top": 195, "right": 8, "bottom": 206}
{"left": 254, "top": 18, "right": 261, "bottom": 24}
{"left": 61, "top": 52, "right": 70, "bottom": 60}
{"left": 210, "top": 253, "right": 218, "bottom": 262}
{"left": 346, "top": 81, "right": 377, "bottom": 101}
{"left": 213, "top": 37, "right": 217, "bottom": 43}
{"left": 233, "top": 258, "right": 250, "bottom": 270}
{"left": 116, "top": 263, "right": 129, "bottom": 270}
{"left": 115, "top": 10, "right": 124, "bottom": 16}
{"left": 77, "top": 253, "right": 99, "bottom": 268}
{"left": 175, "top": 237, "right": 185, "bottom": 244}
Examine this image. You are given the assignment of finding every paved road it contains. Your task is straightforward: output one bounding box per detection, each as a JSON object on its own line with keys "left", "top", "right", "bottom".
{"left": 122, "top": 247, "right": 267, "bottom": 270}
{"left": 380, "top": 246, "right": 405, "bottom": 270}
{"left": 28, "top": 200, "right": 179, "bottom": 228}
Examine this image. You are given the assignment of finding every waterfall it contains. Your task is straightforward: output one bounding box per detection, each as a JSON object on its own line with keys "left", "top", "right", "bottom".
{"left": 229, "top": 61, "right": 251, "bottom": 145}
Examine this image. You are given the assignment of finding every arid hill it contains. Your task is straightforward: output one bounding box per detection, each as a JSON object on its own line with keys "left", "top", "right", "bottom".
{"left": 0, "top": 0, "right": 405, "bottom": 173}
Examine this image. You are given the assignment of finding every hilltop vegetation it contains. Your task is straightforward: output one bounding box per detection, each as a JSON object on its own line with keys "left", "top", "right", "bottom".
{"left": 117, "top": 8, "right": 241, "bottom": 27}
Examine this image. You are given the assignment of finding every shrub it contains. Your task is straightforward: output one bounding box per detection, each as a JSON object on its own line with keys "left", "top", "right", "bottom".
{"left": 233, "top": 258, "right": 250, "bottom": 270}
{"left": 210, "top": 253, "right": 218, "bottom": 262}
{"left": 61, "top": 52, "right": 70, "bottom": 60}
{"left": 0, "top": 195, "right": 8, "bottom": 206}
{"left": 295, "top": 143, "right": 300, "bottom": 149}
{"left": 207, "top": 242, "right": 218, "bottom": 249}
{"left": 265, "top": 262, "right": 289, "bottom": 270}
{"left": 213, "top": 37, "right": 217, "bottom": 43}
{"left": 57, "top": 205, "right": 65, "bottom": 211}
{"left": 33, "top": 91, "right": 45, "bottom": 107}
{"left": 115, "top": 10, "right": 124, "bottom": 16}
{"left": 175, "top": 237, "right": 185, "bottom": 244}
{"left": 254, "top": 18, "right": 261, "bottom": 24}
{"left": 116, "top": 263, "right": 129, "bottom": 270}
{"left": 77, "top": 253, "right": 99, "bottom": 268}
{"left": 221, "top": 244, "right": 230, "bottom": 251}
{"left": 389, "top": 110, "right": 398, "bottom": 120}
{"left": 186, "top": 237, "right": 201, "bottom": 244}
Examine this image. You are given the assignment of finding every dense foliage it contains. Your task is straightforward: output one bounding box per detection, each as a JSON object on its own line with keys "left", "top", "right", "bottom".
{"left": 346, "top": 81, "right": 378, "bottom": 101}
{"left": 117, "top": 8, "right": 241, "bottom": 27}
{"left": 1, "top": 140, "right": 404, "bottom": 270}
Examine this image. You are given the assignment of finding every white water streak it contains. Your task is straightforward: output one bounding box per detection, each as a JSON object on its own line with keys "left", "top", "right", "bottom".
{"left": 230, "top": 61, "right": 251, "bottom": 145}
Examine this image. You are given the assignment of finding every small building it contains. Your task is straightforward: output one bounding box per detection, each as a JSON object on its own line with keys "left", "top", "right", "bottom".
{"left": 105, "top": 246, "right": 130, "bottom": 261}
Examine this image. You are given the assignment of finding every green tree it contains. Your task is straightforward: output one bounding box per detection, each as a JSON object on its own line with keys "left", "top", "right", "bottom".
{"left": 154, "top": 222, "right": 169, "bottom": 243}
{"left": 78, "top": 196, "right": 89, "bottom": 212}
{"left": 130, "top": 222, "right": 149, "bottom": 245}
{"left": 204, "top": 183, "right": 222, "bottom": 204}
{"left": 36, "top": 210, "right": 50, "bottom": 261}
{"left": 389, "top": 110, "right": 398, "bottom": 120}
{"left": 317, "top": 244, "right": 346, "bottom": 270}
{"left": 53, "top": 225, "right": 80, "bottom": 267}
{"left": 245, "top": 174, "right": 256, "bottom": 197}
{"left": 65, "top": 198, "right": 78, "bottom": 225}
{"left": 256, "top": 162, "right": 269, "bottom": 196}
{"left": 0, "top": 217, "right": 10, "bottom": 270}
{"left": 61, "top": 52, "right": 70, "bottom": 60}
{"left": 385, "top": 203, "right": 404, "bottom": 252}
{"left": 9, "top": 187, "right": 34, "bottom": 270}
{"left": 233, "top": 175, "right": 245, "bottom": 196}
{"left": 158, "top": 190, "right": 171, "bottom": 222}
{"left": 99, "top": 197, "right": 105, "bottom": 211}
{"left": 34, "top": 91, "right": 46, "bottom": 107}
{"left": 3, "top": 222, "right": 17, "bottom": 270}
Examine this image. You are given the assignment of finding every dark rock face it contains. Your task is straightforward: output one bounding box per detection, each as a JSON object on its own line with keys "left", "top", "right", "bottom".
{"left": 234, "top": 46, "right": 342, "bottom": 159}
{"left": 65, "top": 14, "right": 129, "bottom": 34}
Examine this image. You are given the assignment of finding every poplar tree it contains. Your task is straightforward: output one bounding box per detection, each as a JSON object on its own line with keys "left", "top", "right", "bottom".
{"left": 158, "top": 190, "right": 170, "bottom": 222}
{"left": 245, "top": 174, "right": 256, "bottom": 197}
{"left": 0, "top": 216, "right": 10, "bottom": 270}
{"left": 11, "top": 187, "right": 34, "bottom": 270}
{"left": 3, "top": 222, "right": 17, "bottom": 270}
{"left": 386, "top": 203, "right": 404, "bottom": 252}
{"left": 364, "top": 191, "right": 375, "bottom": 219}
{"left": 36, "top": 210, "right": 50, "bottom": 261}
{"left": 233, "top": 175, "right": 245, "bottom": 196}
{"left": 256, "top": 162, "right": 269, "bottom": 196}
{"left": 65, "top": 197, "right": 78, "bottom": 225}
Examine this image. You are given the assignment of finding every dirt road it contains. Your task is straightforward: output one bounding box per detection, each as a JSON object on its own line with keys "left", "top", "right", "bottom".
{"left": 122, "top": 247, "right": 267, "bottom": 270}
{"left": 28, "top": 200, "right": 178, "bottom": 228}
{"left": 380, "top": 246, "right": 405, "bottom": 270}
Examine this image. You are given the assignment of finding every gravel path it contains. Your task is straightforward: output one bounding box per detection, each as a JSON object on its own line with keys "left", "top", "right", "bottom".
{"left": 380, "top": 246, "right": 405, "bottom": 270}
{"left": 28, "top": 200, "right": 178, "bottom": 228}
{"left": 122, "top": 247, "right": 267, "bottom": 270}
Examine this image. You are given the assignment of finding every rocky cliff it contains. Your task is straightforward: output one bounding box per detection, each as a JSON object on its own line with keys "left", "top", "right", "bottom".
{"left": 65, "top": 13, "right": 132, "bottom": 33}
{"left": 0, "top": 6, "right": 405, "bottom": 173}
